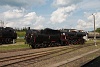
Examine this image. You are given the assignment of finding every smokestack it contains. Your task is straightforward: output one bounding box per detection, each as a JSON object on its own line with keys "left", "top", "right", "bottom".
{"left": 28, "top": 27, "right": 30, "bottom": 30}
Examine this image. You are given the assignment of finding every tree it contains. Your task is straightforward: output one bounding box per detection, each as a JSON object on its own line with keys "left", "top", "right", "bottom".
{"left": 96, "top": 28, "right": 100, "bottom": 33}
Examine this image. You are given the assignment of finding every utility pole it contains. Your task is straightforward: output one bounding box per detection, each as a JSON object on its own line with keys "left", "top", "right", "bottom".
{"left": 92, "top": 14, "right": 97, "bottom": 46}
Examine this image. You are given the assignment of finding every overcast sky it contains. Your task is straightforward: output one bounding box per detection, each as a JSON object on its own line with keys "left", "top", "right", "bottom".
{"left": 0, "top": 0, "right": 100, "bottom": 31}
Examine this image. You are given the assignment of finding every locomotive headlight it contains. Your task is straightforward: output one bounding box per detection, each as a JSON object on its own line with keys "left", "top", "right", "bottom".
{"left": 63, "top": 33, "right": 65, "bottom": 35}
{"left": 31, "top": 35, "right": 32, "bottom": 38}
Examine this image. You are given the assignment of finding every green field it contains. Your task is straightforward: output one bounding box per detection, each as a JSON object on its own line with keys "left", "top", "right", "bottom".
{"left": 16, "top": 31, "right": 26, "bottom": 42}
{"left": 0, "top": 42, "right": 30, "bottom": 51}
{"left": 16, "top": 38, "right": 25, "bottom": 42}
{"left": 16, "top": 31, "right": 26, "bottom": 37}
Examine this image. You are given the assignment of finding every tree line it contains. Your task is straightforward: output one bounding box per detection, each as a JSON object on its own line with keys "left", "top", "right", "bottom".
{"left": 15, "top": 27, "right": 100, "bottom": 33}
{"left": 96, "top": 28, "right": 100, "bottom": 33}
{"left": 15, "top": 27, "right": 28, "bottom": 31}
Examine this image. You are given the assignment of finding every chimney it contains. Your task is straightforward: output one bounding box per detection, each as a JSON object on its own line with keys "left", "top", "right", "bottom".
{"left": 28, "top": 27, "right": 30, "bottom": 30}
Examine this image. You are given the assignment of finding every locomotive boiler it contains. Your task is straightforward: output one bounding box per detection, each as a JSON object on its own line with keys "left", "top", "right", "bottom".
{"left": 60, "top": 29, "right": 86, "bottom": 45}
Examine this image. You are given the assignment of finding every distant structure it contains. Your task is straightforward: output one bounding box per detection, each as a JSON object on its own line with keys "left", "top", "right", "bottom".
{"left": 0, "top": 20, "right": 4, "bottom": 27}
{"left": 88, "top": 32, "right": 100, "bottom": 38}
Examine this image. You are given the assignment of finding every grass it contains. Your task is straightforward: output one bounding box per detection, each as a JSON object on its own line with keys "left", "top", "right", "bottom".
{"left": 0, "top": 38, "right": 100, "bottom": 52}
{"left": 16, "top": 31, "right": 26, "bottom": 42}
{"left": 0, "top": 42, "right": 30, "bottom": 51}
{"left": 16, "top": 38, "right": 25, "bottom": 42}
{"left": 86, "top": 39, "right": 100, "bottom": 44}
{"left": 16, "top": 31, "right": 26, "bottom": 37}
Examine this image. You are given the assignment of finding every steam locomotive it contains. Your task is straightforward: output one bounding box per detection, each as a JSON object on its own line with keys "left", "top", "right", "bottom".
{"left": 0, "top": 27, "right": 17, "bottom": 44}
{"left": 25, "top": 28, "right": 87, "bottom": 48}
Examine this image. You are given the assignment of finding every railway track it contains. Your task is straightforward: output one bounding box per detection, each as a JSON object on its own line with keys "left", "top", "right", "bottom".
{"left": 0, "top": 46, "right": 74, "bottom": 67}
{"left": 0, "top": 44, "right": 95, "bottom": 67}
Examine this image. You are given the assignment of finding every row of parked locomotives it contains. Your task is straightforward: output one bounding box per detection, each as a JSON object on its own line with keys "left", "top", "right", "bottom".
{"left": 25, "top": 28, "right": 87, "bottom": 48}
{"left": 0, "top": 27, "right": 17, "bottom": 44}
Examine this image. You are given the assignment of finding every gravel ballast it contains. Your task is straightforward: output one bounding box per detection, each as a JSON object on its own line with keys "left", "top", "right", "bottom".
{"left": 30, "top": 44, "right": 100, "bottom": 67}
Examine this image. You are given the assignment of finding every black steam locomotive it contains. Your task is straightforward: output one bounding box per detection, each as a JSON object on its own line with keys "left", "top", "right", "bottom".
{"left": 25, "top": 28, "right": 87, "bottom": 48}
{"left": 0, "top": 27, "right": 17, "bottom": 44}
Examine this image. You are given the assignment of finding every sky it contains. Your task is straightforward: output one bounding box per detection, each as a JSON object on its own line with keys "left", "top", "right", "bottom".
{"left": 0, "top": 0, "right": 100, "bottom": 31}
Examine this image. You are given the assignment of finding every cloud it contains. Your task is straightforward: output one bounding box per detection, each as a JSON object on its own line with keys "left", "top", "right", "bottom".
{"left": 22, "top": 12, "right": 45, "bottom": 27}
{"left": 78, "top": 0, "right": 100, "bottom": 11}
{"left": 0, "top": 9, "right": 45, "bottom": 29}
{"left": 50, "top": 5, "right": 76, "bottom": 23}
{"left": 52, "top": 0, "right": 83, "bottom": 7}
{"left": 0, "top": 0, "right": 46, "bottom": 8}
{"left": 76, "top": 19, "right": 92, "bottom": 30}
{"left": 3, "top": 9, "right": 24, "bottom": 19}
{"left": 76, "top": 12, "right": 100, "bottom": 30}
{"left": 34, "top": 25, "right": 44, "bottom": 29}
{"left": 0, "top": 0, "right": 100, "bottom": 30}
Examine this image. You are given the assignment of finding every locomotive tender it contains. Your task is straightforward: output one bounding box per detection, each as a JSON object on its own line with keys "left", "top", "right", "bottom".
{"left": 0, "top": 27, "right": 17, "bottom": 44}
{"left": 25, "top": 28, "right": 87, "bottom": 48}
